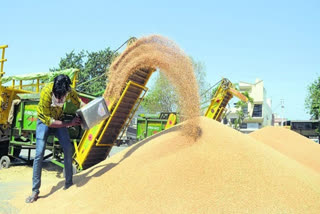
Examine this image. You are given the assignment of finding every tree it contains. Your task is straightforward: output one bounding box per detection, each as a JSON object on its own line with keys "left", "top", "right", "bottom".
{"left": 51, "top": 48, "right": 117, "bottom": 95}
{"left": 141, "top": 72, "right": 178, "bottom": 113}
{"left": 230, "top": 91, "right": 254, "bottom": 130}
{"left": 141, "top": 58, "right": 209, "bottom": 114}
{"left": 191, "top": 58, "right": 210, "bottom": 104}
{"left": 305, "top": 76, "right": 320, "bottom": 119}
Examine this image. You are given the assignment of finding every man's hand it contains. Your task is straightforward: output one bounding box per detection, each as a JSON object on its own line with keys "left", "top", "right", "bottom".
{"left": 49, "top": 117, "right": 82, "bottom": 128}
{"left": 70, "top": 116, "right": 82, "bottom": 126}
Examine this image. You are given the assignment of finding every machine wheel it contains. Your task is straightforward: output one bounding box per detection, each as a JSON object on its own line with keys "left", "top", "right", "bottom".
{"left": 0, "top": 156, "right": 11, "bottom": 169}
{"left": 127, "top": 139, "right": 136, "bottom": 146}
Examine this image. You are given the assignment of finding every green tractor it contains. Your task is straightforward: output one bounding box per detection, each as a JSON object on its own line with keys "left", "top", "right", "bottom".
{"left": 0, "top": 45, "right": 95, "bottom": 169}
{"left": 136, "top": 112, "right": 179, "bottom": 141}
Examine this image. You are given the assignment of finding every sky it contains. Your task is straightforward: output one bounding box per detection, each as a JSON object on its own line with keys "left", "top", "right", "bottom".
{"left": 2, "top": 0, "right": 319, "bottom": 120}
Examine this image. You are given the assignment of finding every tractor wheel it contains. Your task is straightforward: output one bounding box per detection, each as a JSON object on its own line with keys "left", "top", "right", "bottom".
{"left": 0, "top": 156, "right": 11, "bottom": 169}
{"left": 127, "top": 139, "right": 136, "bottom": 146}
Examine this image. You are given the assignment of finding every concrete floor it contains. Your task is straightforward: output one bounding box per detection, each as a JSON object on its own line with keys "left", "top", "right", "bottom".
{"left": 0, "top": 144, "right": 129, "bottom": 213}
{"left": 0, "top": 182, "right": 27, "bottom": 213}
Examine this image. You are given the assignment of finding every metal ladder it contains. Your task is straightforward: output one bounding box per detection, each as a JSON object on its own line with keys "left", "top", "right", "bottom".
{"left": 0, "top": 45, "right": 8, "bottom": 82}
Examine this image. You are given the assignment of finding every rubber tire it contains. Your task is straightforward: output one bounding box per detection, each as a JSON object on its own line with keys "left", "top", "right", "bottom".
{"left": 0, "top": 156, "right": 11, "bottom": 169}
{"left": 127, "top": 139, "right": 136, "bottom": 146}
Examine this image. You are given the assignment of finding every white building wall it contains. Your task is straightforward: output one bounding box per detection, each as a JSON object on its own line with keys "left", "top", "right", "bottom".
{"left": 224, "top": 79, "right": 272, "bottom": 133}
{"left": 263, "top": 96, "right": 272, "bottom": 126}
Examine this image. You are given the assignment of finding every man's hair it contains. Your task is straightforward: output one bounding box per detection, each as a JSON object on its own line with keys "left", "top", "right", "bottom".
{"left": 52, "top": 74, "right": 72, "bottom": 99}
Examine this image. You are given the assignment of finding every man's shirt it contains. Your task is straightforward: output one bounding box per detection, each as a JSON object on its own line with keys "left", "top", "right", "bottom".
{"left": 37, "top": 82, "right": 81, "bottom": 126}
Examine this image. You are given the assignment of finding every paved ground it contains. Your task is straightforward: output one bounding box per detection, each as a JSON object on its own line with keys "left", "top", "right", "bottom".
{"left": 0, "top": 181, "right": 28, "bottom": 213}
{"left": 0, "top": 145, "right": 128, "bottom": 214}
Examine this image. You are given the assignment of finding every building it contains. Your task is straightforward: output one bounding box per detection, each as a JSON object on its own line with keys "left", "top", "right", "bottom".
{"left": 224, "top": 79, "right": 272, "bottom": 134}
{"left": 282, "top": 120, "right": 320, "bottom": 143}
{"left": 273, "top": 113, "right": 288, "bottom": 126}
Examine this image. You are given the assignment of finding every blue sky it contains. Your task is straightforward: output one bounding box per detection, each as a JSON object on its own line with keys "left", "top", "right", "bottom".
{"left": 2, "top": 0, "right": 319, "bottom": 120}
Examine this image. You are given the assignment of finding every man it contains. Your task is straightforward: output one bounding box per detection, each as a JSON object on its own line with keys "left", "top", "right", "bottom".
{"left": 26, "top": 74, "right": 84, "bottom": 203}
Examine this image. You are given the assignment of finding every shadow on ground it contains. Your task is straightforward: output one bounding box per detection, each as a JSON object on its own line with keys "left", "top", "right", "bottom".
{"left": 40, "top": 125, "right": 185, "bottom": 198}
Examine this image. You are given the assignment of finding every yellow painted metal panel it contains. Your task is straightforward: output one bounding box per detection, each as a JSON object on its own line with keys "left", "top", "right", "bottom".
{"left": 0, "top": 45, "right": 8, "bottom": 83}
{"left": 228, "top": 87, "right": 248, "bottom": 102}
{"left": 74, "top": 68, "right": 155, "bottom": 168}
{"left": 74, "top": 119, "right": 107, "bottom": 168}
{"left": 205, "top": 78, "right": 248, "bottom": 122}
{"left": 96, "top": 81, "right": 148, "bottom": 146}
{"left": 165, "top": 113, "right": 177, "bottom": 129}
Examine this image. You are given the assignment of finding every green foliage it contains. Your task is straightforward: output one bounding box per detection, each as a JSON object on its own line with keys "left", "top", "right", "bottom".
{"left": 191, "top": 58, "right": 210, "bottom": 103}
{"left": 141, "top": 58, "right": 209, "bottom": 114}
{"left": 230, "top": 91, "right": 254, "bottom": 130}
{"left": 305, "top": 76, "right": 320, "bottom": 119}
{"left": 141, "top": 72, "right": 178, "bottom": 113}
{"left": 211, "top": 86, "right": 218, "bottom": 98}
{"left": 51, "top": 48, "right": 117, "bottom": 95}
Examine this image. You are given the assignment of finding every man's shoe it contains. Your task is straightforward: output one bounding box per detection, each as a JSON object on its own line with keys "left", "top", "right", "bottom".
{"left": 63, "top": 183, "right": 73, "bottom": 190}
{"left": 25, "top": 192, "right": 39, "bottom": 203}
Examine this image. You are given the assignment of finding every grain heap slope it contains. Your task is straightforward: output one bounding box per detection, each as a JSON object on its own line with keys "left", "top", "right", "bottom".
{"left": 250, "top": 126, "right": 320, "bottom": 174}
{"left": 20, "top": 117, "right": 320, "bottom": 213}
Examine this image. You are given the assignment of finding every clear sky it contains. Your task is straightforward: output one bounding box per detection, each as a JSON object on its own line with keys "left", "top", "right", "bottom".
{"left": 2, "top": 0, "right": 319, "bottom": 120}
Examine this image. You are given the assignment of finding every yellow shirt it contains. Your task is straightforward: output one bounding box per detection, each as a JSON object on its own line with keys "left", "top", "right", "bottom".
{"left": 37, "top": 82, "right": 81, "bottom": 126}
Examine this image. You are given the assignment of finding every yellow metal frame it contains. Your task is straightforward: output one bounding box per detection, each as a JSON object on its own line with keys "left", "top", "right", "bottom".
{"left": 205, "top": 79, "right": 231, "bottom": 119}
{"left": 11, "top": 80, "right": 45, "bottom": 93}
{"left": 117, "top": 85, "right": 148, "bottom": 140}
{"left": 0, "top": 44, "right": 80, "bottom": 125}
{"left": 205, "top": 78, "right": 248, "bottom": 121}
{"left": 73, "top": 119, "right": 108, "bottom": 170}
{"left": 228, "top": 87, "right": 248, "bottom": 102}
{"left": 96, "top": 81, "right": 148, "bottom": 146}
{"left": 74, "top": 68, "right": 154, "bottom": 169}
{"left": 72, "top": 71, "right": 78, "bottom": 88}
{"left": 0, "top": 45, "right": 26, "bottom": 124}
{"left": 96, "top": 70, "right": 154, "bottom": 147}
{"left": 9, "top": 69, "right": 79, "bottom": 93}
{"left": 0, "top": 45, "right": 8, "bottom": 81}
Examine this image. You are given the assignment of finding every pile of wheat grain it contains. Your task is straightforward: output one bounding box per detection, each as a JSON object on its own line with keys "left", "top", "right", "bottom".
{"left": 104, "top": 35, "right": 201, "bottom": 139}
{"left": 250, "top": 126, "right": 320, "bottom": 173}
{"left": 17, "top": 117, "right": 320, "bottom": 213}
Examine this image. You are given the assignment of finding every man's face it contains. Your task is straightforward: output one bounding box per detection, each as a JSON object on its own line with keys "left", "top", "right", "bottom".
{"left": 52, "top": 93, "right": 67, "bottom": 107}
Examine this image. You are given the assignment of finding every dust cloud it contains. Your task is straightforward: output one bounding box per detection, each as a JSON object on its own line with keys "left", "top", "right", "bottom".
{"left": 104, "top": 35, "right": 201, "bottom": 140}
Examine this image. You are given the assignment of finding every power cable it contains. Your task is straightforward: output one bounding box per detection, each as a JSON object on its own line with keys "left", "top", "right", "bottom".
{"left": 200, "top": 79, "right": 221, "bottom": 98}
{"left": 76, "top": 37, "right": 136, "bottom": 88}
